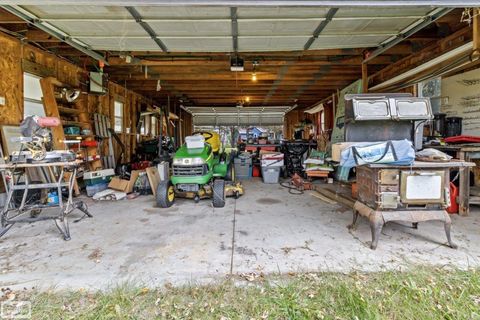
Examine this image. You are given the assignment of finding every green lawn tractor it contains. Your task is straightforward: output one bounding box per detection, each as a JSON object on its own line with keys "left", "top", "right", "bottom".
{"left": 156, "top": 131, "right": 234, "bottom": 208}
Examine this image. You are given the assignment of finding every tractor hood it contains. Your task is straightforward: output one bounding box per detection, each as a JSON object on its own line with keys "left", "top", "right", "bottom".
{"left": 174, "top": 144, "right": 211, "bottom": 160}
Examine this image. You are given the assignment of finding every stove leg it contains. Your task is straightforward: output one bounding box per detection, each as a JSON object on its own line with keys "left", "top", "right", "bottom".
{"left": 370, "top": 213, "right": 384, "bottom": 250}
{"left": 443, "top": 213, "right": 457, "bottom": 249}
{"left": 348, "top": 210, "right": 359, "bottom": 230}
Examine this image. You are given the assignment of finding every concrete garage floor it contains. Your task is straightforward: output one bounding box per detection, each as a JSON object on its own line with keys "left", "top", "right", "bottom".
{"left": 1, "top": 179, "right": 480, "bottom": 290}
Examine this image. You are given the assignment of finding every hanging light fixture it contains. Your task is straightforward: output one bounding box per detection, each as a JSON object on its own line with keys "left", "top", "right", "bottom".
{"left": 245, "top": 96, "right": 250, "bottom": 103}
{"left": 251, "top": 60, "right": 259, "bottom": 82}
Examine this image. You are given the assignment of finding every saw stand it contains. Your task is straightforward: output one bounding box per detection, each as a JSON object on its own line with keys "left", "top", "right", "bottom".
{"left": 0, "top": 161, "right": 92, "bottom": 240}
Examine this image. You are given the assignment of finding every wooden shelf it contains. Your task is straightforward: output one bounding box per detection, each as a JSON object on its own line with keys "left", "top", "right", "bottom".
{"left": 62, "top": 120, "right": 90, "bottom": 127}
{"left": 64, "top": 134, "right": 95, "bottom": 139}
{"left": 58, "top": 106, "right": 84, "bottom": 115}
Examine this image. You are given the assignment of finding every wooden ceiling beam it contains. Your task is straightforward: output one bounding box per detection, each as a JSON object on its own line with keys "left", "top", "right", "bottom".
{"left": 25, "top": 29, "right": 63, "bottom": 42}
{"left": 110, "top": 74, "right": 359, "bottom": 81}
{"left": 106, "top": 55, "right": 392, "bottom": 67}
{"left": 370, "top": 25, "right": 472, "bottom": 86}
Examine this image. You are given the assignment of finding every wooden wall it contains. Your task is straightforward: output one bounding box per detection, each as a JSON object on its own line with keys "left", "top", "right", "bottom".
{"left": 0, "top": 33, "right": 26, "bottom": 125}
{"left": 0, "top": 31, "right": 193, "bottom": 164}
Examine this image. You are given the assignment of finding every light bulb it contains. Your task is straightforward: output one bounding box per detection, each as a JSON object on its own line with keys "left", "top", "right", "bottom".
{"left": 245, "top": 96, "right": 250, "bottom": 103}
{"left": 251, "top": 72, "right": 257, "bottom": 82}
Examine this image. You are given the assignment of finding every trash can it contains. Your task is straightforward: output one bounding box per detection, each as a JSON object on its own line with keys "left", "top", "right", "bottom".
{"left": 234, "top": 153, "right": 253, "bottom": 180}
{"left": 261, "top": 166, "right": 281, "bottom": 184}
{"left": 261, "top": 153, "right": 284, "bottom": 184}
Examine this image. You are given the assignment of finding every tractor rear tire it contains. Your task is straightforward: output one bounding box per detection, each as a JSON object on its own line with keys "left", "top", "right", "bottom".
{"left": 212, "top": 179, "right": 226, "bottom": 208}
{"left": 156, "top": 180, "right": 175, "bottom": 208}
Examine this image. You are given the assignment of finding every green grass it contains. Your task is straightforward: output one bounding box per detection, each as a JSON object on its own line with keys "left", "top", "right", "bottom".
{"left": 4, "top": 267, "right": 480, "bottom": 319}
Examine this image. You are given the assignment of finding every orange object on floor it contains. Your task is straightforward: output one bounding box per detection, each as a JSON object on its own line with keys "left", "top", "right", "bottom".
{"left": 351, "top": 182, "right": 358, "bottom": 199}
{"left": 252, "top": 165, "right": 261, "bottom": 177}
{"left": 447, "top": 182, "right": 459, "bottom": 214}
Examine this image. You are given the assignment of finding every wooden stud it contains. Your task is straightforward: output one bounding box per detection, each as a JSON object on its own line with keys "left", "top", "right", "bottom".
{"left": 473, "top": 8, "right": 480, "bottom": 58}
{"left": 361, "top": 63, "right": 368, "bottom": 93}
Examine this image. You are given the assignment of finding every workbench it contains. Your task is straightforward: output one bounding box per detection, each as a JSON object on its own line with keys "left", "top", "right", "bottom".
{"left": 0, "top": 161, "right": 91, "bottom": 240}
{"left": 350, "top": 161, "right": 475, "bottom": 249}
{"left": 426, "top": 144, "right": 480, "bottom": 215}
{"left": 244, "top": 143, "right": 281, "bottom": 152}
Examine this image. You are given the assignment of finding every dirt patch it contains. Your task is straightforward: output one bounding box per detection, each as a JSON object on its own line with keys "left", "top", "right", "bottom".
{"left": 88, "top": 248, "right": 103, "bottom": 262}
{"left": 235, "top": 246, "right": 256, "bottom": 257}
{"left": 256, "top": 198, "right": 282, "bottom": 205}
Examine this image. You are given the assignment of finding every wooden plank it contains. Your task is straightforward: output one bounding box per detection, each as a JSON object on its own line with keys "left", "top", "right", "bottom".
{"left": 22, "top": 59, "right": 55, "bottom": 78}
{"left": 309, "top": 191, "right": 337, "bottom": 205}
{"left": 314, "top": 186, "right": 355, "bottom": 208}
{"left": 458, "top": 151, "right": 470, "bottom": 216}
{"left": 474, "top": 8, "right": 480, "bottom": 59}
{"left": 146, "top": 167, "right": 160, "bottom": 196}
{"left": 40, "top": 78, "right": 66, "bottom": 149}
{"left": 361, "top": 63, "right": 368, "bottom": 93}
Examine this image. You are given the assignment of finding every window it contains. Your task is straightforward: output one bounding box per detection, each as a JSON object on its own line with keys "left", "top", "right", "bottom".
{"left": 114, "top": 100, "right": 124, "bottom": 133}
{"left": 418, "top": 77, "right": 441, "bottom": 114}
{"left": 23, "top": 73, "right": 45, "bottom": 118}
{"left": 151, "top": 116, "right": 157, "bottom": 136}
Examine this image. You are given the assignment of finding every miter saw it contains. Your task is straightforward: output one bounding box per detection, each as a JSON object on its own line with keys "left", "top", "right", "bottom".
{"left": 10, "top": 116, "right": 76, "bottom": 163}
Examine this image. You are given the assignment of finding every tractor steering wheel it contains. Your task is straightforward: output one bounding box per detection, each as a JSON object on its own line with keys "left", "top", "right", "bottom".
{"left": 193, "top": 131, "right": 213, "bottom": 139}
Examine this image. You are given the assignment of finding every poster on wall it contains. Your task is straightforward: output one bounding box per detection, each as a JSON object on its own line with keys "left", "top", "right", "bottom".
{"left": 330, "top": 79, "right": 362, "bottom": 144}
{"left": 441, "top": 68, "right": 480, "bottom": 135}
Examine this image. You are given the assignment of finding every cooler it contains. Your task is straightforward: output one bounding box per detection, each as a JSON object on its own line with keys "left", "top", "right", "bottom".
{"left": 84, "top": 169, "right": 115, "bottom": 186}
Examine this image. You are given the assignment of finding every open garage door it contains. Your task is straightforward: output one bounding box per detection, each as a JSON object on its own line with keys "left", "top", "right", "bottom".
{"left": 190, "top": 106, "right": 289, "bottom": 126}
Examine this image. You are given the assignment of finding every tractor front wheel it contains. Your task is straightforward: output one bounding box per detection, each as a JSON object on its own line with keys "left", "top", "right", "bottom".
{"left": 212, "top": 179, "right": 226, "bottom": 208}
{"left": 156, "top": 180, "right": 175, "bottom": 208}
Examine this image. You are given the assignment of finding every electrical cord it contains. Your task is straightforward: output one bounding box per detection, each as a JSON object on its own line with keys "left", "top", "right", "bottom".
{"left": 279, "top": 180, "right": 304, "bottom": 195}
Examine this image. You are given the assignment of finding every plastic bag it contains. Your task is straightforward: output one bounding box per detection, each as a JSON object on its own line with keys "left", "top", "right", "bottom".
{"left": 340, "top": 139, "right": 415, "bottom": 167}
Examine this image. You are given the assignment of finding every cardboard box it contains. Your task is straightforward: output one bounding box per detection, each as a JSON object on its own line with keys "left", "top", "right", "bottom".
{"left": 108, "top": 170, "right": 142, "bottom": 193}
{"left": 331, "top": 142, "right": 357, "bottom": 162}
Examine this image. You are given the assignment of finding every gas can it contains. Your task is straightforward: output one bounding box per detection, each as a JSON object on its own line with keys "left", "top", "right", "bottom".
{"left": 446, "top": 182, "right": 458, "bottom": 214}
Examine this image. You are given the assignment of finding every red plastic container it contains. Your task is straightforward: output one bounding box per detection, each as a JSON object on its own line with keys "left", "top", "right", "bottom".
{"left": 447, "top": 182, "right": 459, "bottom": 214}
{"left": 252, "top": 165, "right": 261, "bottom": 177}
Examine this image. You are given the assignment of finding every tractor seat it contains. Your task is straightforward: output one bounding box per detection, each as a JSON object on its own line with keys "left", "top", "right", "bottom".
{"left": 202, "top": 131, "right": 221, "bottom": 153}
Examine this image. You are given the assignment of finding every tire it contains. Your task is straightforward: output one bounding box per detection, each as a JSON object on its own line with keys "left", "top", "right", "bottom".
{"left": 212, "top": 179, "right": 225, "bottom": 208}
{"left": 225, "top": 163, "right": 235, "bottom": 182}
{"left": 156, "top": 180, "right": 175, "bottom": 208}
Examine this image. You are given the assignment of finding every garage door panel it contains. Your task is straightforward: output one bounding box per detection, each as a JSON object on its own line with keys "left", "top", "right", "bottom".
{"left": 149, "top": 21, "right": 231, "bottom": 37}
{"left": 335, "top": 7, "right": 432, "bottom": 18}
{"left": 237, "top": 7, "right": 330, "bottom": 19}
{"left": 324, "top": 18, "right": 418, "bottom": 35}
{"left": 79, "top": 37, "right": 159, "bottom": 51}
{"left": 311, "top": 34, "right": 390, "bottom": 49}
{"left": 239, "top": 36, "right": 309, "bottom": 51}
{"left": 239, "top": 20, "right": 320, "bottom": 36}
{"left": 135, "top": 6, "right": 230, "bottom": 19}
{"left": 162, "top": 38, "right": 232, "bottom": 52}
{"left": 50, "top": 21, "right": 145, "bottom": 37}
{"left": 24, "top": 5, "right": 131, "bottom": 19}
{"left": 193, "top": 115, "right": 284, "bottom": 126}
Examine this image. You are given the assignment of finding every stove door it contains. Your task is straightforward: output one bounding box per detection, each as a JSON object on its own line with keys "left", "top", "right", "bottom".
{"left": 394, "top": 98, "right": 433, "bottom": 120}
{"left": 400, "top": 171, "right": 445, "bottom": 204}
{"left": 352, "top": 98, "right": 391, "bottom": 120}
